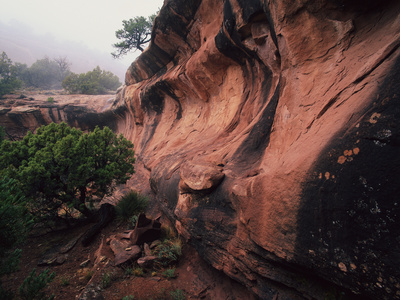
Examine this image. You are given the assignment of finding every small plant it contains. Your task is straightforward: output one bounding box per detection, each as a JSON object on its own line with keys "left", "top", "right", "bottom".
{"left": 60, "top": 276, "right": 70, "bottom": 286}
{"left": 131, "top": 267, "right": 144, "bottom": 277}
{"left": 0, "top": 125, "right": 5, "bottom": 143}
{"left": 115, "top": 190, "right": 149, "bottom": 222}
{"left": 0, "top": 177, "right": 33, "bottom": 287}
{"left": 170, "top": 289, "right": 185, "bottom": 300}
{"left": 123, "top": 266, "right": 143, "bottom": 277}
{"left": 154, "top": 238, "right": 182, "bottom": 266}
{"left": 122, "top": 295, "right": 134, "bottom": 300}
{"left": 130, "top": 215, "right": 138, "bottom": 228}
{"left": 46, "top": 97, "right": 54, "bottom": 103}
{"left": 124, "top": 267, "right": 133, "bottom": 276}
{"left": 1, "top": 248, "right": 22, "bottom": 276}
{"left": 101, "top": 271, "right": 115, "bottom": 289}
{"left": 162, "top": 268, "right": 176, "bottom": 279}
{"left": 19, "top": 268, "right": 55, "bottom": 300}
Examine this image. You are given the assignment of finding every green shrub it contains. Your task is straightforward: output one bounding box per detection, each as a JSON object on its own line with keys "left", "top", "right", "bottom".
{"left": 1, "top": 249, "right": 22, "bottom": 276}
{"left": 0, "top": 52, "right": 21, "bottom": 97}
{"left": 62, "top": 66, "right": 120, "bottom": 95}
{"left": 124, "top": 267, "right": 133, "bottom": 276}
{"left": 153, "top": 238, "right": 182, "bottom": 266}
{"left": 19, "top": 268, "right": 55, "bottom": 300}
{"left": 0, "top": 123, "right": 135, "bottom": 223}
{"left": 0, "top": 177, "right": 33, "bottom": 295}
{"left": 130, "top": 215, "right": 138, "bottom": 228}
{"left": 162, "top": 268, "right": 176, "bottom": 279}
{"left": 170, "top": 289, "right": 185, "bottom": 300}
{"left": 115, "top": 190, "right": 149, "bottom": 222}
{"left": 0, "top": 126, "right": 5, "bottom": 143}
{"left": 122, "top": 296, "right": 134, "bottom": 300}
{"left": 124, "top": 267, "right": 143, "bottom": 277}
{"left": 46, "top": 97, "right": 54, "bottom": 103}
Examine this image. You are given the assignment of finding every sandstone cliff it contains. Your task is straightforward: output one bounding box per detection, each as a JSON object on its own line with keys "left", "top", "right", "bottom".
{"left": 0, "top": 93, "right": 119, "bottom": 139}
{"left": 2, "top": 0, "right": 400, "bottom": 299}
{"left": 114, "top": 0, "right": 400, "bottom": 298}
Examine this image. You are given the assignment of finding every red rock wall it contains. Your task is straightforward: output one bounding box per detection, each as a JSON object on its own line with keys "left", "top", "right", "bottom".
{"left": 2, "top": 0, "right": 397, "bottom": 298}
{"left": 109, "top": 0, "right": 400, "bottom": 298}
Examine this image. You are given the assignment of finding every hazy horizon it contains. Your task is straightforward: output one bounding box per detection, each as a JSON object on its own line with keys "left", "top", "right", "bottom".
{"left": 0, "top": 0, "right": 164, "bottom": 82}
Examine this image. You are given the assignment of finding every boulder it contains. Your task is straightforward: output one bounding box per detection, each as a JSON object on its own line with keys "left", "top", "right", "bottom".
{"left": 179, "top": 161, "right": 225, "bottom": 194}
{"left": 137, "top": 256, "right": 157, "bottom": 269}
{"left": 129, "top": 213, "right": 161, "bottom": 246}
{"left": 109, "top": 214, "right": 162, "bottom": 265}
{"left": 109, "top": 238, "right": 141, "bottom": 266}
{"left": 143, "top": 243, "right": 152, "bottom": 256}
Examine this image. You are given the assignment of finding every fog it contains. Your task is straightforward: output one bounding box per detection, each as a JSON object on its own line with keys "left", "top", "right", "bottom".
{"left": 0, "top": 0, "right": 164, "bottom": 82}
{"left": 0, "top": 20, "right": 129, "bottom": 81}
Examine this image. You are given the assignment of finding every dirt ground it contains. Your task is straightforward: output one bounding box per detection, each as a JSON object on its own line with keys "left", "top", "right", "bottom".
{"left": 2, "top": 219, "right": 255, "bottom": 300}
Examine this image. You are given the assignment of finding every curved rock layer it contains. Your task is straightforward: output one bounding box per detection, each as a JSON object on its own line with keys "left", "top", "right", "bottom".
{"left": 112, "top": 0, "right": 400, "bottom": 298}
{"left": 0, "top": 94, "right": 122, "bottom": 139}
{"left": 2, "top": 0, "right": 399, "bottom": 299}
{"left": 108, "top": 0, "right": 400, "bottom": 298}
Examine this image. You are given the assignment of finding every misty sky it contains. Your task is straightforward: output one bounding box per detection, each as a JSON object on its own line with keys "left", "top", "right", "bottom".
{"left": 0, "top": 0, "right": 164, "bottom": 81}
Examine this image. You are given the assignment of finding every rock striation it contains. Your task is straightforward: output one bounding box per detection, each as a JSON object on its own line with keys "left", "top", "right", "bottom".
{"left": 2, "top": 0, "right": 400, "bottom": 299}
{"left": 0, "top": 93, "right": 121, "bottom": 139}
{"left": 111, "top": 0, "right": 400, "bottom": 298}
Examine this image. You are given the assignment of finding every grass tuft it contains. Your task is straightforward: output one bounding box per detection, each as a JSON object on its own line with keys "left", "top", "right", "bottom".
{"left": 115, "top": 190, "right": 149, "bottom": 222}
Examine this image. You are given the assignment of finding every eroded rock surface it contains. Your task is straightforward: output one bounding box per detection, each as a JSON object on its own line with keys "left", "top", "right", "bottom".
{"left": 110, "top": 1, "right": 400, "bottom": 299}
{"left": 2, "top": 0, "right": 400, "bottom": 299}
{"left": 0, "top": 93, "right": 121, "bottom": 139}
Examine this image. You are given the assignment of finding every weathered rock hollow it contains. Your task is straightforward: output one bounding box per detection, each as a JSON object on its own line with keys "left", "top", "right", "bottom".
{"left": 3, "top": 0, "right": 400, "bottom": 299}
{"left": 108, "top": 0, "right": 400, "bottom": 298}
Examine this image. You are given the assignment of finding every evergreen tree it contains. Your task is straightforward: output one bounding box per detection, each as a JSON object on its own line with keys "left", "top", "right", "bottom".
{"left": 0, "top": 52, "right": 21, "bottom": 97}
{"left": 111, "top": 14, "right": 156, "bottom": 58}
{"left": 0, "top": 123, "right": 135, "bottom": 222}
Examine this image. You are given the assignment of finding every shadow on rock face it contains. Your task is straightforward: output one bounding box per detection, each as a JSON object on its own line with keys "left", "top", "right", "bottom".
{"left": 296, "top": 55, "right": 400, "bottom": 299}
{"left": 130, "top": 213, "right": 161, "bottom": 245}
